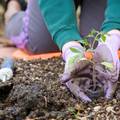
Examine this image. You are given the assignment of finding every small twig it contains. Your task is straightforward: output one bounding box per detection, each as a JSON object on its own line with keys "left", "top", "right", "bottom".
{"left": 44, "top": 96, "right": 48, "bottom": 108}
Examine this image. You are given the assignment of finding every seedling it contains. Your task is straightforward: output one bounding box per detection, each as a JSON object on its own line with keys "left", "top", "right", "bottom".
{"left": 70, "top": 29, "right": 113, "bottom": 68}
{"left": 70, "top": 29, "right": 114, "bottom": 97}
{"left": 67, "top": 107, "right": 80, "bottom": 119}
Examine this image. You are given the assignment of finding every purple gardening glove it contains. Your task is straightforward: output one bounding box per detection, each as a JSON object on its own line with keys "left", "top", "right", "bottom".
{"left": 61, "top": 41, "right": 93, "bottom": 103}
{"left": 94, "top": 30, "right": 120, "bottom": 99}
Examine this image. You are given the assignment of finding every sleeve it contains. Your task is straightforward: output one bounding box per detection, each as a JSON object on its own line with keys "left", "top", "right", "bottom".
{"left": 101, "top": 0, "right": 120, "bottom": 32}
{"left": 38, "top": 0, "right": 81, "bottom": 50}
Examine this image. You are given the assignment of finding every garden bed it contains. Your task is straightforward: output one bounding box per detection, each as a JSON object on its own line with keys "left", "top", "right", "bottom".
{"left": 0, "top": 57, "right": 119, "bottom": 120}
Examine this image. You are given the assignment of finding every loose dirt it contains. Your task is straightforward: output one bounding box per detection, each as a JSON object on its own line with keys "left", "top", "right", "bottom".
{"left": 0, "top": 57, "right": 119, "bottom": 120}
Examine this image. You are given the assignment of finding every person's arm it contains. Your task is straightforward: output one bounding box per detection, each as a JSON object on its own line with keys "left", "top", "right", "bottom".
{"left": 38, "top": 0, "right": 81, "bottom": 50}
{"left": 101, "top": 0, "right": 120, "bottom": 32}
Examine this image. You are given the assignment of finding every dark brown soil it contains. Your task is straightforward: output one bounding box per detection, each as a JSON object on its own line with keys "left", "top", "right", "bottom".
{"left": 0, "top": 57, "right": 120, "bottom": 120}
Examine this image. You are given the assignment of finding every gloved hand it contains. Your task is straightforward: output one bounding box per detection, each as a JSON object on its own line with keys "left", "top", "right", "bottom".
{"left": 61, "top": 41, "right": 93, "bottom": 102}
{"left": 94, "top": 30, "right": 120, "bottom": 99}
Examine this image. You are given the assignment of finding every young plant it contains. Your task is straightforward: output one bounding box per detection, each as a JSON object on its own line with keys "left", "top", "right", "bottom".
{"left": 70, "top": 29, "right": 113, "bottom": 91}
{"left": 67, "top": 107, "right": 81, "bottom": 119}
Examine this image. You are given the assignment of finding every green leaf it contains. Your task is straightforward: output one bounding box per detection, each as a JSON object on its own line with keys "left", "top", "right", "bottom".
{"left": 101, "top": 62, "right": 114, "bottom": 70}
{"left": 86, "top": 34, "right": 94, "bottom": 38}
{"left": 86, "top": 32, "right": 94, "bottom": 38}
{"left": 70, "top": 47, "right": 81, "bottom": 53}
{"left": 68, "top": 107, "right": 75, "bottom": 113}
{"left": 68, "top": 54, "right": 79, "bottom": 65}
{"left": 90, "top": 29, "right": 96, "bottom": 34}
{"left": 68, "top": 53, "right": 82, "bottom": 65}
{"left": 80, "top": 39, "right": 89, "bottom": 46}
{"left": 67, "top": 107, "right": 76, "bottom": 117}
{"left": 101, "top": 34, "right": 106, "bottom": 42}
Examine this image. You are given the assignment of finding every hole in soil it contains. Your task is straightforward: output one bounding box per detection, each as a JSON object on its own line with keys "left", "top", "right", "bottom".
{"left": 26, "top": 108, "right": 32, "bottom": 116}
{"left": 84, "top": 79, "right": 104, "bottom": 99}
{"left": 0, "top": 83, "right": 13, "bottom": 102}
{"left": 85, "top": 85, "right": 104, "bottom": 99}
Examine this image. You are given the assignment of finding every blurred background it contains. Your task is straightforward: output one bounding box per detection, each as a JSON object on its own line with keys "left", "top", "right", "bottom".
{"left": 0, "top": 0, "right": 5, "bottom": 36}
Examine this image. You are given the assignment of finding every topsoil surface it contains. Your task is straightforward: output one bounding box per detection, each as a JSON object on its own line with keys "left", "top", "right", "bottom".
{"left": 0, "top": 57, "right": 120, "bottom": 120}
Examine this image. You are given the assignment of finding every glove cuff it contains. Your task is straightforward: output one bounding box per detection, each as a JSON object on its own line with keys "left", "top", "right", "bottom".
{"left": 62, "top": 41, "right": 83, "bottom": 61}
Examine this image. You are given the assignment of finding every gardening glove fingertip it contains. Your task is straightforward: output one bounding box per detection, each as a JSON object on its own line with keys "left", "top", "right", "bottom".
{"left": 66, "top": 80, "right": 92, "bottom": 103}
{"left": 105, "top": 81, "right": 117, "bottom": 99}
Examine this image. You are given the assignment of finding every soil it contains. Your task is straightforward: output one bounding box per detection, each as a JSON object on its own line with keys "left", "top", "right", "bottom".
{"left": 0, "top": 57, "right": 119, "bottom": 120}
